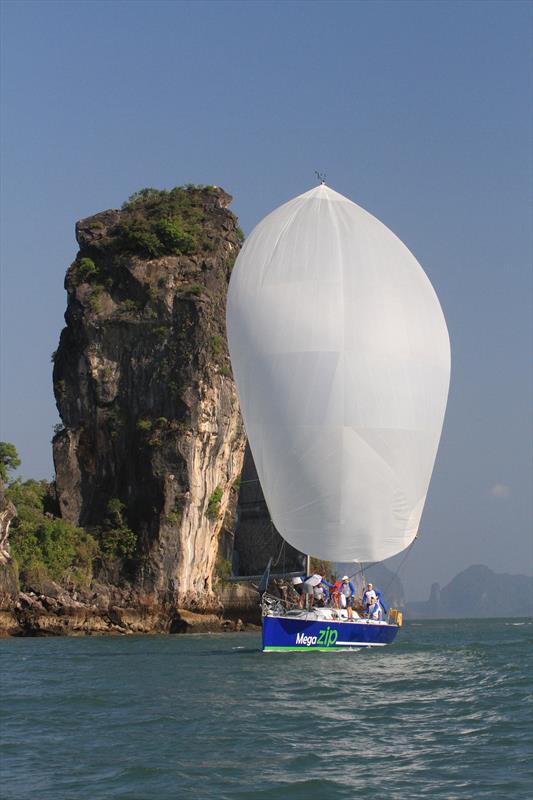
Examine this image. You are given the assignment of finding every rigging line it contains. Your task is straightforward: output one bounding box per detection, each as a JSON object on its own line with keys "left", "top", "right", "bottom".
{"left": 381, "top": 537, "right": 418, "bottom": 599}
{"left": 266, "top": 517, "right": 280, "bottom": 549}
{"left": 272, "top": 524, "right": 288, "bottom": 568}
{"left": 348, "top": 560, "right": 380, "bottom": 584}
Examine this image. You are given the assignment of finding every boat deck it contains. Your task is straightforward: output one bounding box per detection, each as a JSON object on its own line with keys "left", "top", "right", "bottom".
{"left": 279, "top": 607, "right": 390, "bottom": 625}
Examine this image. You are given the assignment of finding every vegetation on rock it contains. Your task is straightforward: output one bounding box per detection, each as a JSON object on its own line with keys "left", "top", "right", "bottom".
{"left": 136, "top": 418, "right": 153, "bottom": 432}
{"left": 98, "top": 498, "right": 137, "bottom": 559}
{"left": 215, "top": 555, "right": 232, "bottom": 581}
{"left": 0, "top": 442, "right": 20, "bottom": 483}
{"left": 109, "top": 186, "right": 216, "bottom": 258}
{"left": 6, "top": 479, "right": 97, "bottom": 589}
{"left": 3, "top": 450, "right": 136, "bottom": 590}
{"left": 99, "top": 525, "right": 137, "bottom": 560}
{"left": 75, "top": 257, "right": 99, "bottom": 284}
{"left": 207, "top": 486, "right": 223, "bottom": 519}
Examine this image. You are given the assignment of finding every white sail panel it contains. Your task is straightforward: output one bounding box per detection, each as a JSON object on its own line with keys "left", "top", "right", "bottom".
{"left": 227, "top": 185, "right": 450, "bottom": 562}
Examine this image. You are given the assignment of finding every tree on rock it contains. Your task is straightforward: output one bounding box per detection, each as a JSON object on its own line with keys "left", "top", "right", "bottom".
{"left": 0, "top": 442, "right": 20, "bottom": 484}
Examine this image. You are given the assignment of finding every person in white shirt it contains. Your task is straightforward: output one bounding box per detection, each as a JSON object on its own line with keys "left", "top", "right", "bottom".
{"left": 368, "top": 598, "right": 383, "bottom": 620}
{"left": 362, "top": 583, "right": 377, "bottom": 615}
{"left": 298, "top": 574, "right": 326, "bottom": 609}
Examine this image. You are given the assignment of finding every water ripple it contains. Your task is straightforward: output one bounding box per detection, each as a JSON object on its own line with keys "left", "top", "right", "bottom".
{"left": 1, "top": 619, "right": 532, "bottom": 799}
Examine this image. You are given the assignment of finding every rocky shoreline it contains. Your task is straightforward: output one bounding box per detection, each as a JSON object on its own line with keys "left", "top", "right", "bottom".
{"left": 0, "top": 579, "right": 261, "bottom": 637}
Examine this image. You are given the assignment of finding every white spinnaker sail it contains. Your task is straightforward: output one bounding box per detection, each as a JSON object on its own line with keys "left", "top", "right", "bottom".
{"left": 227, "top": 184, "right": 450, "bottom": 563}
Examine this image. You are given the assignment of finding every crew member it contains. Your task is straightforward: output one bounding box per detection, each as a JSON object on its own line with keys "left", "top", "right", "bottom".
{"left": 331, "top": 580, "right": 343, "bottom": 608}
{"left": 298, "top": 574, "right": 332, "bottom": 609}
{"left": 362, "top": 583, "right": 388, "bottom": 618}
{"left": 368, "top": 597, "right": 383, "bottom": 620}
{"left": 339, "top": 575, "right": 356, "bottom": 618}
{"left": 362, "top": 583, "right": 377, "bottom": 615}
{"left": 375, "top": 588, "right": 388, "bottom": 615}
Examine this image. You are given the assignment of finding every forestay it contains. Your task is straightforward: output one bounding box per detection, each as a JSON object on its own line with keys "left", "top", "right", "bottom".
{"left": 227, "top": 184, "right": 450, "bottom": 562}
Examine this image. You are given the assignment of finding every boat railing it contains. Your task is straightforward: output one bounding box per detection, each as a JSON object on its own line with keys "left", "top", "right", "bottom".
{"left": 261, "top": 592, "right": 300, "bottom": 617}
{"left": 262, "top": 591, "right": 401, "bottom": 626}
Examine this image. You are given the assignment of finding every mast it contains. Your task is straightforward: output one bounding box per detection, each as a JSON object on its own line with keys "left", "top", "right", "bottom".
{"left": 304, "top": 554, "right": 312, "bottom": 609}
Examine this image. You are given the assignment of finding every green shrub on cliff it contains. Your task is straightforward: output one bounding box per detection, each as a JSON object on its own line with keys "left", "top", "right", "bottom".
{"left": 76, "top": 257, "right": 99, "bottom": 284}
{"left": 88, "top": 285, "right": 105, "bottom": 313}
{"left": 114, "top": 216, "right": 199, "bottom": 258}
{"left": 185, "top": 283, "right": 204, "bottom": 296}
{"left": 215, "top": 556, "right": 232, "bottom": 581}
{"left": 106, "top": 497, "right": 125, "bottom": 524}
{"left": 112, "top": 186, "right": 212, "bottom": 258}
{"left": 136, "top": 418, "right": 152, "bottom": 432}
{"left": 115, "top": 217, "right": 164, "bottom": 258}
{"left": 155, "top": 218, "right": 196, "bottom": 255}
{"left": 0, "top": 441, "right": 20, "bottom": 483}
{"left": 122, "top": 188, "right": 165, "bottom": 209}
{"left": 210, "top": 335, "right": 224, "bottom": 356}
{"left": 100, "top": 525, "right": 137, "bottom": 560}
{"left": 97, "top": 498, "right": 137, "bottom": 560}
{"left": 5, "top": 478, "right": 45, "bottom": 526}
{"left": 206, "top": 486, "right": 223, "bottom": 518}
{"left": 6, "top": 479, "right": 97, "bottom": 588}
{"left": 122, "top": 298, "right": 142, "bottom": 314}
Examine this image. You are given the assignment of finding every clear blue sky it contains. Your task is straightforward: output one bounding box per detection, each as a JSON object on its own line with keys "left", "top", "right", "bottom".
{"left": 1, "top": 0, "right": 531, "bottom": 597}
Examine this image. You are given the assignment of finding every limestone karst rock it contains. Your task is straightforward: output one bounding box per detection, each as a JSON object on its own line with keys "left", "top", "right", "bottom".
{"left": 0, "top": 478, "right": 17, "bottom": 567}
{"left": 52, "top": 186, "right": 246, "bottom": 608}
{"left": 0, "top": 477, "right": 19, "bottom": 609}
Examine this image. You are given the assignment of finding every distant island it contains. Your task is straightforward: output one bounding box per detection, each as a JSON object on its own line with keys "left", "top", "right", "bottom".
{"left": 407, "top": 564, "right": 533, "bottom": 619}
{"left": 334, "top": 563, "right": 532, "bottom": 619}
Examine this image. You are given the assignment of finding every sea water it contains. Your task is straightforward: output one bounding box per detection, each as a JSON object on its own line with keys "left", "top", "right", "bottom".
{"left": 1, "top": 619, "right": 531, "bottom": 799}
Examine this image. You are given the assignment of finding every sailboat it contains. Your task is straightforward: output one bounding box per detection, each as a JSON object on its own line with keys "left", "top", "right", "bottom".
{"left": 227, "top": 182, "right": 450, "bottom": 651}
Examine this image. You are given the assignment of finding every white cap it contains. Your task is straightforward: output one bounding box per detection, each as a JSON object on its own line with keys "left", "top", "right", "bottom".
{"left": 342, "top": 575, "right": 349, "bottom": 581}
{"left": 292, "top": 576, "right": 303, "bottom": 585}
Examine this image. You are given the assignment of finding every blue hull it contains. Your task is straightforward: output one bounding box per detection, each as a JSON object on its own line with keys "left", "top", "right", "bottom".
{"left": 262, "top": 615, "right": 399, "bottom": 651}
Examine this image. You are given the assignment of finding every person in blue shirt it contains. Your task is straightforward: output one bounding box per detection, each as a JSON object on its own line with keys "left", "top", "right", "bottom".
{"left": 339, "top": 575, "right": 356, "bottom": 619}
{"left": 362, "top": 582, "right": 388, "bottom": 617}
{"left": 375, "top": 589, "right": 388, "bottom": 615}
{"left": 368, "top": 597, "right": 383, "bottom": 620}
{"left": 362, "top": 582, "right": 377, "bottom": 611}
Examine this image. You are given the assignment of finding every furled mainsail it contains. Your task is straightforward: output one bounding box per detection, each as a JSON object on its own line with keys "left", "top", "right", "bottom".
{"left": 227, "top": 184, "right": 450, "bottom": 562}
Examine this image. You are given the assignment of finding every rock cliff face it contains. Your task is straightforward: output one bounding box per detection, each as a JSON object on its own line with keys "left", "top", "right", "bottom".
{"left": 0, "top": 478, "right": 16, "bottom": 567}
{"left": 0, "top": 478, "right": 18, "bottom": 611}
{"left": 52, "top": 186, "right": 246, "bottom": 609}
